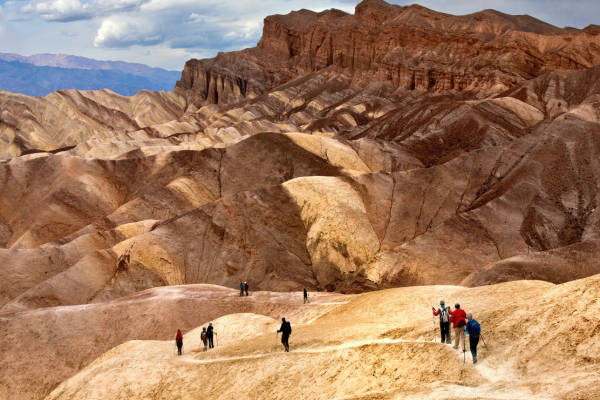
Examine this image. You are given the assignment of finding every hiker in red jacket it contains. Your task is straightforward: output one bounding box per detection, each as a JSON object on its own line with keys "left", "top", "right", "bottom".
{"left": 449, "top": 303, "right": 467, "bottom": 351}
{"left": 201, "top": 327, "right": 208, "bottom": 352}
{"left": 175, "top": 329, "right": 183, "bottom": 355}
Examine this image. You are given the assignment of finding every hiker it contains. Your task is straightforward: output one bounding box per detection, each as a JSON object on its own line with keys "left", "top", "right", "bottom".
{"left": 175, "top": 329, "right": 183, "bottom": 355}
{"left": 201, "top": 327, "right": 208, "bottom": 352}
{"left": 277, "top": 317, "right": 292, "bottom": 352}
{"left": 432, "top": 300, "right": 451, "bottom": 344}
{"left": 244, "top": 282, "right": 249, "bottom": 296}
{"left": 239, "top": 282, "right": 244, "bottom": 297}
{"left": 465, "top": 313, "right": 481, "bottom": 363}
{"left": 449, "top": 303, "right": 467, "bottom": 351}
{"left": 207, "top": 322, "right": 217, "bottom": 349}
{"left": 304, "top": 288, "right": 309, "bottom": 304}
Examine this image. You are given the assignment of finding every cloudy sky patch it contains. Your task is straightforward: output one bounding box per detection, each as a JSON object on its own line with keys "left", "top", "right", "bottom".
{"left": 15, "top": 0, "right": 151, "bottom": 22}
{"left": 0, "top": 0, "right": 598, "bottom": 71}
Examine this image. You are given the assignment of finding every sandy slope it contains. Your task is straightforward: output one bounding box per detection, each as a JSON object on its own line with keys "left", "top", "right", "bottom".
{"left": 0, "top": 285, "right": 345, "bottom": 400}
{"left": 44, "top": 275, "right": 600, "bottom": 400}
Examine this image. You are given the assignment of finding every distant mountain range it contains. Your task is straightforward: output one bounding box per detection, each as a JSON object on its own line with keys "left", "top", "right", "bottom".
{"left": 0, "top": 53, "right": 181, "bottom": 96}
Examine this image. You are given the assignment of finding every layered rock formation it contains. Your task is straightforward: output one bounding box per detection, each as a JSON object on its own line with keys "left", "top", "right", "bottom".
{"left": 4, "top": 64, "right": 600, "bottom": 309}
{"left": 176, "top": 0, "right": 600, "bottom": 108}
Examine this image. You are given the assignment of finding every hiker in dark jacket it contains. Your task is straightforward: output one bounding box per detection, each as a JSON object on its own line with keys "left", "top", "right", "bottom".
{"left": 175, "top": 329, "right": 183, "bottom": 355}
{"left": 206, "top": 322, "right": 217, "bottom": 349}
{"left": 304, "top": 288, "right": 309, "bottom": 304}
{"left": 465, "top": 313, "right": 481, "bottom": 363}
{"left": 449, "top": 303, "right": 467, "bottom": 351}
{"left": 201, "top": 327, "right": 208, "bottom": 352}
{"left": 277, "top": 318, "right": 292, "bottom": 352}
{"left": 239, "top": 282, "right": 244, "bottom": 297}
{"left": 244, "top": 282, "right": 249, "bottom": 296}
{"left": 432, "top": 299, "right": 451, "bottom": 344}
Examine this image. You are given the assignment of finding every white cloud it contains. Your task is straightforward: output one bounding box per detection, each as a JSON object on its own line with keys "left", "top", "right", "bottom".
{"left": 94, "top": 18, "right": 162, "bottom": 47}
{"left": 13, "top": 0, "right": 150, "bottom": 22}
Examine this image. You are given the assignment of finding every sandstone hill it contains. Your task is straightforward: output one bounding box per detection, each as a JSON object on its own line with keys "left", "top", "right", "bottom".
{"left": 2, "top": 0, "right": 600, "bottom": 398}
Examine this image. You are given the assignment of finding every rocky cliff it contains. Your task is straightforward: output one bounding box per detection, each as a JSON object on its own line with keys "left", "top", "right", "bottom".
{"left": 175, "top": 0, "right": 600, "bottom": 108}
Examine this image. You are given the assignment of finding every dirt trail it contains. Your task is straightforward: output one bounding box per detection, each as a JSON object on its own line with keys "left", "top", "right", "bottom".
{"left": 183, "top": 338, "right": 442, "bottom": 364}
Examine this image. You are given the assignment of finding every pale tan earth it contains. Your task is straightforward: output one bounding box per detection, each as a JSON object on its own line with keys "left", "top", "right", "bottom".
{"left": 0, "top": 285, "right": 345, "bottom": 400}
{"left": 2, "top": 0, "right": 600, "bottom": 398}
{"left": 40, "top": 275, "right": 600, "bottom": 400}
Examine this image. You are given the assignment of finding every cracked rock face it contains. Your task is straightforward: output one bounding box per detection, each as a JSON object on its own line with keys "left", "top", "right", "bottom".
{"left": 3, "top": 1, "right": 600, "bottom": 398}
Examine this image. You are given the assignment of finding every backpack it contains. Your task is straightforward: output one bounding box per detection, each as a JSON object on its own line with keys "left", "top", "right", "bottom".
{"left": 470, "top": 321, "right": 481, "bottom": 337}
{"left": 440, "top": 308, "right": 449, "bottom": 323}
{"left": 201, "top": 331, "right": 207, "bottom": 341}
{"left": 457, "top": 318, "right": 466, "bottom": 328}
{"left": 285, "top": 321, "right": 292, "bottom": 334}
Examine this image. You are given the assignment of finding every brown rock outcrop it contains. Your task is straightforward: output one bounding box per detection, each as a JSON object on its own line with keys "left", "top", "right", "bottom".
{"left": 176, "top": 0, "right": 600, "bottom": 108}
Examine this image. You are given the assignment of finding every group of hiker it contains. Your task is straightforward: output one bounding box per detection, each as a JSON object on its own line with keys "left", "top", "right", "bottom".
{"left": 174, "top": 291, "right": 484, "bottom": 363}
{"left": 173, "top": 287, "right": 310, "bottom": 355}
{"left": 175, "top": 322, "right": 217, "bottom": 355}
{"left": 175, "top": 318, "right": 291, "bottom": 355}
{"left": 432, "top": 300, "right": 483, "bottom": 363}
{"left": 239, "top": 282, "right": 249, "bottom": 296}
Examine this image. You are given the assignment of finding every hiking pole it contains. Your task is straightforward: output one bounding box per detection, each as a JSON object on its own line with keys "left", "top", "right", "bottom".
{"left": 481, "top": 334, "right": 489, "bottom": 351}
{"left": 463, "top": 334, "right": 466, "bottom": 364}
{"left": 432, "top": 315, "right": 436, "bottom": 343}
{"left": 276, "top": 331, "right": 279, "bottom": 346}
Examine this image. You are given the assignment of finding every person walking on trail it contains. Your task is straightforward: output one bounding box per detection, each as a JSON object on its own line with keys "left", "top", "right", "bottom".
{"left": 175, "top": 329, "right": 183, "bottom": 355}
{"left": 432, "top": 300, "right": 451, "bottom": 344}
{"left": 465, "top": 313, "right": 481, "bottom": 364}
{"left": 277, "top": 318, "right": 292, "bottom": 352}
{"left": 201, "top": 327, "right": 208, "bottom": 352}
{"left": 207, "top": 322, "right": 217, "bottom": 349}
{"left": 449, "top": 303, "right": 467, "bottom": 350}
{"left": 239, "top": 282, "right": 244, "bottom": 297}
{"left": 244, "top": 282, "right": 249, "bottom": 296}
{"left": 304, "top": 288, "right": 309, "bottom": 304}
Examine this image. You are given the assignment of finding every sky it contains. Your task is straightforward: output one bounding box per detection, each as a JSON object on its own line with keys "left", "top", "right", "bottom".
{"left": 0, "top": 0, "right": 598, "bottom": 71}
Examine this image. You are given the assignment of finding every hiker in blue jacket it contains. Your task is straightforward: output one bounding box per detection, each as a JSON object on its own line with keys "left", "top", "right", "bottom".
{"left": 465, "top": 313, "right": 481, "bottom": 363}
